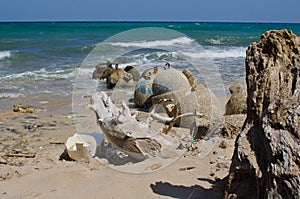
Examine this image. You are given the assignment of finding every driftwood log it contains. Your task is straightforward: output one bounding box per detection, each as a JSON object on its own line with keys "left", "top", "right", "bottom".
{"left": 89, "top": 92, "right": 202, "bottom": 160}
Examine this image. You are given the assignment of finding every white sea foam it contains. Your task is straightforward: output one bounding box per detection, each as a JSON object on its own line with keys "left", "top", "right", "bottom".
{"left": 182, "top": 47, "right": 246, "bottom": 59}
{"left": 0, "top": 50, "right": 12, "bottom": 60}
{"left": 76, "top": 67, "right": 94, "bottom": 75}
{"left": 0, "top": 68, "right": 76, "bottom": 81}
{"left": 0, "top": 93, "right": 23, "bottom": 99}
{"left": 207, "top": 39, "right": 224, "bottom": 45}
{"left": 118, "top": 62, "right": 142, "bottom": 69}
{"left": 206, "top": 38, "right": 236, "bottom": 45}
{"left": 110, "top": 37, "right": 195, "bottom": 48}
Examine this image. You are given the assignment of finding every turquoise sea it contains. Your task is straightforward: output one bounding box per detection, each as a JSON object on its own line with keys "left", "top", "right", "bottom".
{"left": 0, "top": 22, "right": 300, "bottom": 99}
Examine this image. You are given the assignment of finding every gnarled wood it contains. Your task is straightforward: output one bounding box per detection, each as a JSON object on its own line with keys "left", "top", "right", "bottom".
{"left": 224, "top": 29, "right": 300, "bottom": 199}
{"left": 90, "top": 92, "right": 202, "bottom": 160}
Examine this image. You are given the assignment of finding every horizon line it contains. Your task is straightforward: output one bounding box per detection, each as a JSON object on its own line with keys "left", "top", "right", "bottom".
{"left": 0, "top": 20, "right": 299, "bottom": 24}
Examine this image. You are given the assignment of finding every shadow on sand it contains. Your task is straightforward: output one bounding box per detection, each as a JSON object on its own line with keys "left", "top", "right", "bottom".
{"left": 150, "top": 179, "right": 223, "bottom": 199}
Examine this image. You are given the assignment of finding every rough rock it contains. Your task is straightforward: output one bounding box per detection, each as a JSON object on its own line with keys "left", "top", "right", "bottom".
{"left": 115, "top": 71, "right": 134, "bottom": 88}
{"left": 134, "top": 67, "right": 161, "bottom": 108}
{"left": 151, "top": 84, "right": 223, "bottom": 138}
{"left": 106, "top": 69, "right": 134, "bottom": 89}
{"left": 152, "top": 68, "right": 191, "bottom": 96}
{"left": 224, "top": 29, "right": 300, "bottom": 198}
{"left": 217, "top": 163, "right": 229, "bottom": 169}
{"left": 223, "top": 114, "right": 246, "bottom": 136}
{"left": 225, "top": 84, "right": 247, "bottom": 115}
{"left": 182, "top": 69, "right": 198, "bottom": 90}
{"left": 92, "top": 62, "right": 113, "bottom": 80}
{"left": 134, "top": 79, "right": 154, "bottom": 108}
{"left": 141, "top": 66, "right": 161, "bottom": 80}
{"left": 124, "top": 66, "right": 140, "bottom": 81}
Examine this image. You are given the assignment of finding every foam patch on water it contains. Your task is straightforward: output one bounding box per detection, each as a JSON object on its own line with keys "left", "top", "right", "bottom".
{"left": 0, "top": 92, "right": 23, "bottom": 99}
{"left": 205, "top": 37, "right": 240, "bottom": 45}
{"left": 110, "top": 37, "right": 195, "bottom": 48}
{"left": 0, "top": 50, "right": 12, "bottom": 60}
{"left": 183, "top": 46, "right": 246, "bottom": 59}
{"left": 0, "top": 68, "right": 76, "bottom": 81}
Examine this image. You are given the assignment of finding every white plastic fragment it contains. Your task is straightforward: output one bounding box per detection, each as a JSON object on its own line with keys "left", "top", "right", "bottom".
{"left": 65, "top": 133, "right": 97, "bottom": 161}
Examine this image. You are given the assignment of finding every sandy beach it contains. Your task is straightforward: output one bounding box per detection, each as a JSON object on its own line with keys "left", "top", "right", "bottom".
{"left": 3, "top": 22, "right": 298, "bottom": 199}
{"left": 0, "top": 94, "right": 235, "bottom": 199}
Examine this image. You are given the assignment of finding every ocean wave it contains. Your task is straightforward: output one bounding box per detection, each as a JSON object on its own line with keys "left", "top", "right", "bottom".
{"left": 83, "top": 46, "right": 245, "bottom": 72}
{"left": 206, "top": 39, "right": 226, "bottom": 45}
{"left": 183, "top": 47, "right": 246, "bottom": 59}
{"left": 116, "top": 47, "right": 246, "bottom": 60}
{"left": 0, "top": 50, "right": 13, "bottom": 60}
{"left": 81, "top": 44, "right": 96, "bottom": 53}
{"left": 167, "top": 24, "right": 182, "bottom": 29}
{"left": 205, "top": 37, "right": 240, "bottom": 45}
{"left": 0, "top": 93, "right": 23, "bottom": 99}
{"left": 203, "top": 35, "right": 260, "bottom": 46}
{"left": 0, "top": 68, "right": 76, "bottom": 81}
{"left": 144, "top": 51, "right": 185, "bottom": 62}
{"left": 41, "top": 44, "right": 95, "bottom": 56}
{"left": 110, "top": 37, "right": 195, "bottom": 48}
{"left": 88, "top": 52, "right": 183, "bottom": 71}
{"left": 0, "top": 50, "right": 40, "bottom": 63}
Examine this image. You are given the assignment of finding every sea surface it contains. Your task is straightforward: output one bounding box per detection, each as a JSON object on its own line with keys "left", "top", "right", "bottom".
{"left": 1, "top": 22, "right": 300, "bottom": 101}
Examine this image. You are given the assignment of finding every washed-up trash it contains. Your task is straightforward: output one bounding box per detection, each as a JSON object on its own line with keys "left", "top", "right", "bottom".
{"left": 217, "top": 155, "right": 226, "bottom": 159}
{"left": 65, "top": 133, "right": 97, "bottom": 161}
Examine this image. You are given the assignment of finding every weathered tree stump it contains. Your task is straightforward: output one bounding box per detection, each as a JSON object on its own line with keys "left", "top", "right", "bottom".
{"left": 224, "top": 30, "right": 300, "bottom": 199}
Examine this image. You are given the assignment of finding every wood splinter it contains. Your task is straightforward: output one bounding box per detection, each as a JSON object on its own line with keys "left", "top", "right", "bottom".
{"left": 3, "top": 153, "right": 36, "bottom": 158}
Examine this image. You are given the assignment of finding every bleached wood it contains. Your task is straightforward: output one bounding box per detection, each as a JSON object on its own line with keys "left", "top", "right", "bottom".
{"left": 90, "top": 92, "right": 202, "bottom": 160}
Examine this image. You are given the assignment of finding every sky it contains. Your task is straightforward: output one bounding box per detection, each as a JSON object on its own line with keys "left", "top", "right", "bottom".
{"left": 0, "top": 0, "right": 299, "bottom": 23}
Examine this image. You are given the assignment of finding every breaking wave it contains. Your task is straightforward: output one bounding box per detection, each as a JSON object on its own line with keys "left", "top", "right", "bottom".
{"left": 183, "top": 46, "right": 246, "bottom": 59}
{"left": 0, "top": 68, "right": 76, "bottom": 81}
{"left": 109, "top": 37, "right": 195, "bottom": 48}
{"left": 0, "top": 50, "right": 13, "bottom": 60}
